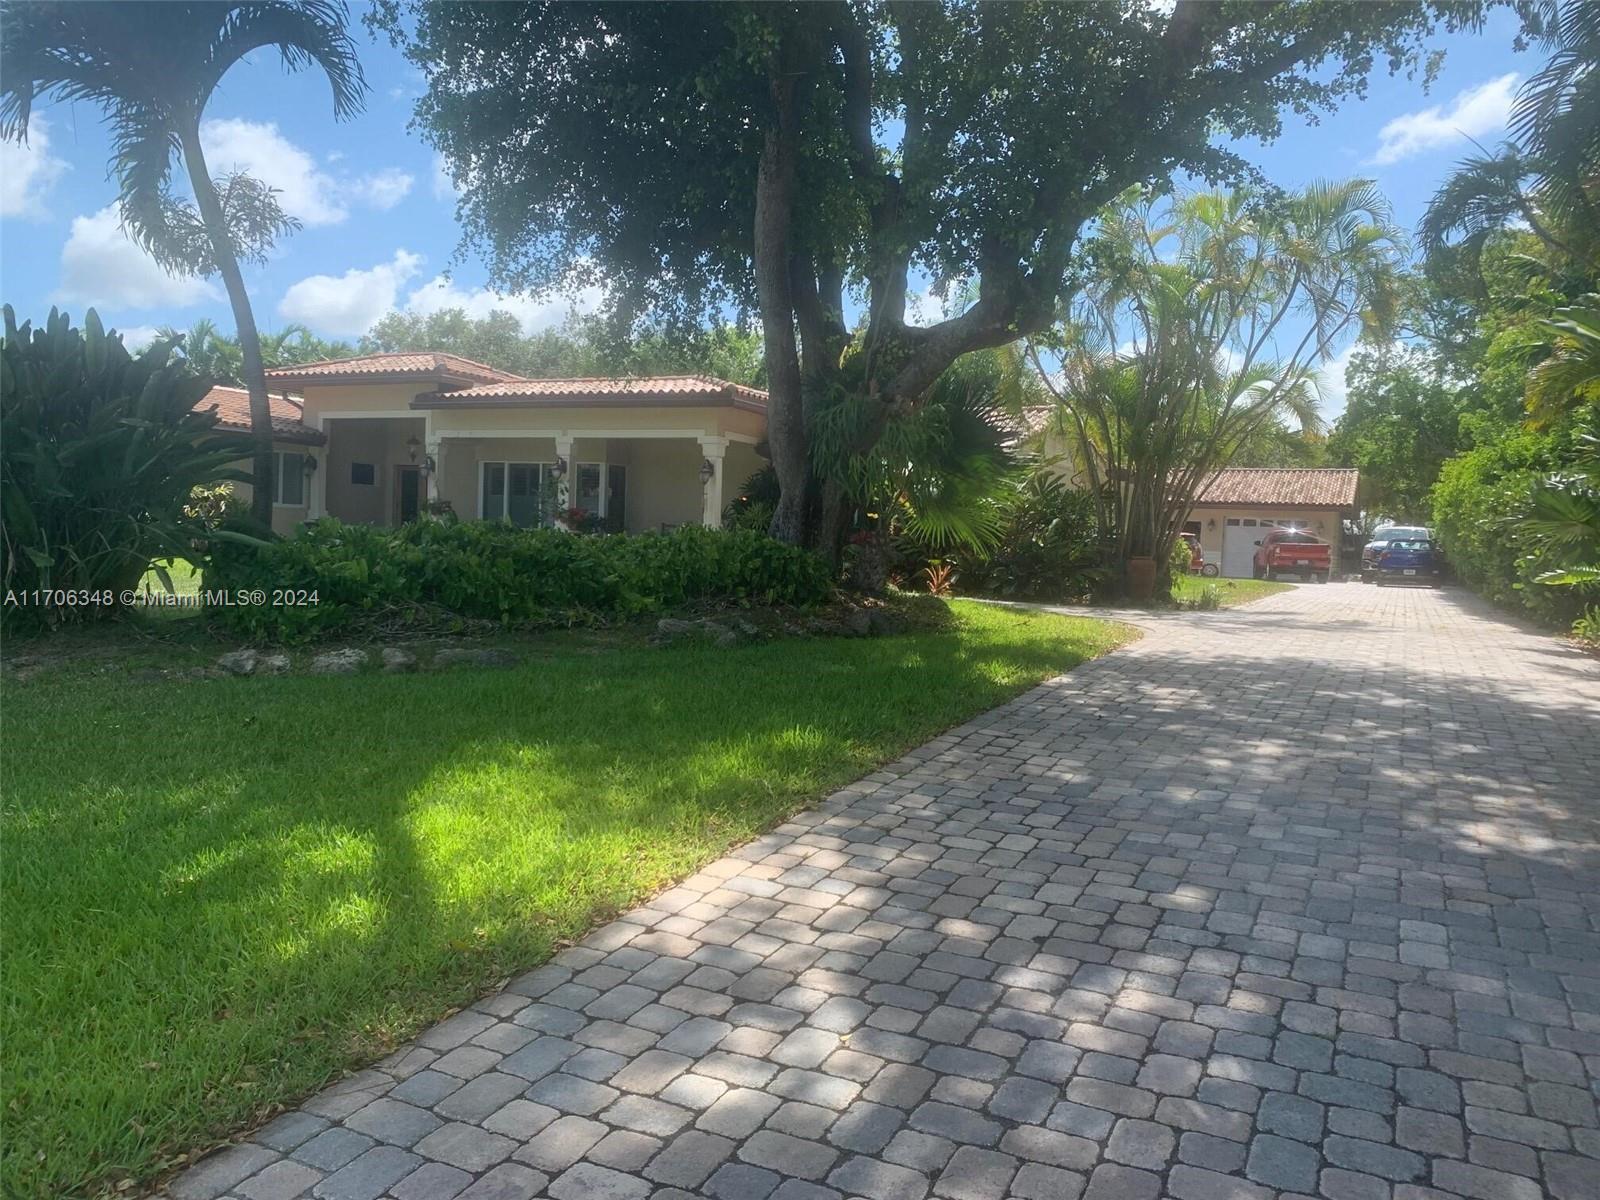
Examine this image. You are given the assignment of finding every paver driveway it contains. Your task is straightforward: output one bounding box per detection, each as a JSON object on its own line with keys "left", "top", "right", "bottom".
{"left": 171, "top": 584, "right": 1600, "bottom": 1200}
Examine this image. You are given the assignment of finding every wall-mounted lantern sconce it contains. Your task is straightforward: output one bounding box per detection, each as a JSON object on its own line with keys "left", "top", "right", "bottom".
{"left": 551, "top": 456, "right": 568, "bottom": 481}
{"left": 699, "top": 458, "right": 716, "bottom": 486}
{"left": 423, "top": 454, "right": 437, "bottom": 474}
{"left": 406, "top": 435, "right": 421, "bottom": 464}
{"left": 1207, "top": 518, "right": 1216, "bottom": 530}
{"left": 302, "top": 454, "right": 318, "bottom": 477}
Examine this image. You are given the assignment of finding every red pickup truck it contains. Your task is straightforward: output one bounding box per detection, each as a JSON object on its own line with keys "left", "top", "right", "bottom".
{"left": 1253, "top": 529, "right": 1332, "bottom": 583}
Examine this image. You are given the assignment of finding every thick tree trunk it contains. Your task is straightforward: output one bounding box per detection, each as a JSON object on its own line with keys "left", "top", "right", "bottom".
{"left": 754, "top": 60, "right": 810, "bottom": 547}
{"left": 180, "top": 122, "right": 274, "bottom": 528}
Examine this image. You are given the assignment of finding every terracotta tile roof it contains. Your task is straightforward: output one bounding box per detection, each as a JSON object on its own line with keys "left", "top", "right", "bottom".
{"left": 1006, "top": 406, "right": 1059, "bottom": 439}
{"left": 1194, "top": 467, "right": 1359, "bottom": 508}
{"left": 264, "top": 351, "right": 521, "bottom": 385}
{"left": 198, "top": 385, "right": 325, "bottom": 445}
{"left": 412, "top": 374, "right": 768, "bottom": 411}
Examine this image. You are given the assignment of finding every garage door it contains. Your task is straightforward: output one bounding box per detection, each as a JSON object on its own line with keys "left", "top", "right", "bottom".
{"left": 1221, "top": 519, "right": 1261, "bottom": 578}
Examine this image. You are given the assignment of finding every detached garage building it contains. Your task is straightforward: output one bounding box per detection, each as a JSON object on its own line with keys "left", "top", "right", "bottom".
{"left": 1186, "top": 467, "right": 1360, "bottom": 579}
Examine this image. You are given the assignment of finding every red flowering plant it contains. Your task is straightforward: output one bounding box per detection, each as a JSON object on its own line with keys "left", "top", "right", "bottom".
{"left": 558, "top": 506, "right": 606, "bottom": 534}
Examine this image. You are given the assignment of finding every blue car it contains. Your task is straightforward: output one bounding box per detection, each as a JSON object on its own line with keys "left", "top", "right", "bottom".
{"left": 1373, "top": 539, "right": 1443, "bottom": 587}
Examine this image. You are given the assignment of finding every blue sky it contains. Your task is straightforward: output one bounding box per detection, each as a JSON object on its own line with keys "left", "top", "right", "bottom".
{"left": 0, "top": 7, "right": 1526, "bottom": 415}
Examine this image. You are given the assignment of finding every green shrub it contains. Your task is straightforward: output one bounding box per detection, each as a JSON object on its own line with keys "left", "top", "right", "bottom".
{"left": 1164, "top": 534, "right": 1194, "bottom": 593}
{"left": 205, "top": 518, "right": 834, "bottom": 640}
{"left": 1, "top": 307, "right": 247, "bottom": 628}
{"left": 723, "top": 465, "right": 780, "bottom": 533}
{"left": 945, "top": 473, "right": 1107, "bottom": 602}
{"left": 1431, "top": 404, "right": 1598, "bottom": 627}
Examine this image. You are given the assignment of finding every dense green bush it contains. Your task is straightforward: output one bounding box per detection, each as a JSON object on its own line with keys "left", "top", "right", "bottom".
{"left": 1432, "top": 404, "right": 1598, "bottom": 627}
{"left": 205, "top": 518, "right": 834, "bottom": 639}
{"left": 1164, "top": 534, "right": 1195, "bottom": 594}
{"left": 943, "top": 474, "right": 1107, "bottom": 602}
{"left": 1, "top": 307, "right": 246, "bottom": 628}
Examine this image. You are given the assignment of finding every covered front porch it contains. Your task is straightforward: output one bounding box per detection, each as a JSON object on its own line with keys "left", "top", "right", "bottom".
{"left": 306, "top": 414, "right": 766, "bottom": 532}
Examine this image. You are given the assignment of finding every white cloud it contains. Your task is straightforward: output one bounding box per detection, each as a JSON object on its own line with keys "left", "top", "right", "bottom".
{"left": 1317, "top": 342, "right": 1360, "bottom": 421}
{"left": 404, "top": 274, "right": 603, "bottom": 333}
{"left": 56, "top": 206, "right": 220, "bottom": 310}
{"left": 279, "top": 249, "right": 424, "bottom": 335}
{"left": 354, "top": 167, "right": 414, "bottom": 210}
{"left": 115, "top": 325, "right": 162, "bottom": 353}
{"left": 1, "top": 114, "right": 68, "bottom": 219}
{"left": 1369, "top": 73, "right": 1518, "bottom": 166}
{"left": 200, "top": 118, "right": 414, "bottom": 225}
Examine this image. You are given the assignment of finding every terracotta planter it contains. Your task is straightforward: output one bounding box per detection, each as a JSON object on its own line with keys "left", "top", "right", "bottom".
{"left": 1127, "top": 555, "right": 1158, "bottom": 602}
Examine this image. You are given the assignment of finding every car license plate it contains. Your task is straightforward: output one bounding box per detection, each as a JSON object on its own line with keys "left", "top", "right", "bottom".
{"left": 1403, "top": 568, "right": 1416, "bottom": 575}
{"left": 1295, "top": 560, "right": 1310, "bottom": 567}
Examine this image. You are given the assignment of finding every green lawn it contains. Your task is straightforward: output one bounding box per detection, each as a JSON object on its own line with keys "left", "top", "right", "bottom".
{"left": 1171, "top": 575, "right": 1294, "bottom": 607}
{"left": 1, "top": 601, "right": 1130, "bottom": 1198}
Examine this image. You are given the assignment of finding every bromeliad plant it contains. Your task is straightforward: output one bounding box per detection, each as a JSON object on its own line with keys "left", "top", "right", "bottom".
{"left": 1, "top": 306, "right": 250, "bottom": 625}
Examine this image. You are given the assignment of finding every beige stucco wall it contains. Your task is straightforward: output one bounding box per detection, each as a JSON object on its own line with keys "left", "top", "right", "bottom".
{"left": 297, "top": 382, "right": 423, "bottom": 417}
{"left": 426, "top": 403, "right": 763, "bottom": 440}
{"left": 324, "top": 417, "right": 425, "bottom": 526}
{"left": 621, "top": 438, "right": 707, "bottom": 531}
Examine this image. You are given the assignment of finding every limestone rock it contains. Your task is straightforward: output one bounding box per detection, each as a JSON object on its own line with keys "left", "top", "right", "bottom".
{"left": 381, "top": 647, "right": 418, "bottom": 673}
{"left": 216, "top": 649, "right": 259, "bottom": 676}
{"left": 310, "top": 648, "right": 368, "bottom": 675}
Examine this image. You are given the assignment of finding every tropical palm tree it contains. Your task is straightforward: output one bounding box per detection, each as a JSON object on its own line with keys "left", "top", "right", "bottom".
{"left": 158, "top": 318, "right": 245, "bottom": 384}
{"left": 1421, "top": 1, "right": 1598, "bottom": 288}
{"left": 1033, "top": 181, "right": 1403, "bottom": 596}
{"left": 1, "top": 2, "right": 366, "bottom": 526}
{"left": 1512, "top": 0, "right": 1599, "bottom": 225}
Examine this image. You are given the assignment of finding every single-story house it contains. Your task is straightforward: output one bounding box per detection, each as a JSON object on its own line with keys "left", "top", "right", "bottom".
{"left": 1184, "top": 467, "right": 1360, "bottom": 578}
{"left": 200, "top": 352, "right": 769, "bottom": 536}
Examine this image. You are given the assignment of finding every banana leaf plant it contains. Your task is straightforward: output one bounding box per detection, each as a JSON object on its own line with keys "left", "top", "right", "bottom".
{"left": 1, "top": 305, "right": 255, "bottom": 625}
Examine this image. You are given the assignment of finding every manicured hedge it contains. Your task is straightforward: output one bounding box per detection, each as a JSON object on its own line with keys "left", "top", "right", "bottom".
{"left": 1431, "top": 414, "right": 1592, "bottom": 629}
{"left": 205, "top": 519, "right": 833, "bottom": 640}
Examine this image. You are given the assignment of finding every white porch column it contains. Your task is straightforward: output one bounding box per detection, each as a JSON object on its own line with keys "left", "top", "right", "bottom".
{"left": 698, "top": 435, "right": 728, "bottom": 529}
{"left": 554, "top": 434, "right": 575, "bottom": 522}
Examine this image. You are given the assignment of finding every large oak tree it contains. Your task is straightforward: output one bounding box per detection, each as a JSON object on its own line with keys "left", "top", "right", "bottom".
{"left": 374, "top": 0, "right": 1487, "bottom": 550}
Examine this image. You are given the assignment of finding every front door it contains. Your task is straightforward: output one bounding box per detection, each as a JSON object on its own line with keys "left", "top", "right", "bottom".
{"left": 395, "top": 465, "right": 422, "bottom": 524}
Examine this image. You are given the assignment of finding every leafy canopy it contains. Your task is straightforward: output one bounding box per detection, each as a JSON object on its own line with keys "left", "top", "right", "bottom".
{"left": 374, "top": 0, "right": 1482, "bottom": 363}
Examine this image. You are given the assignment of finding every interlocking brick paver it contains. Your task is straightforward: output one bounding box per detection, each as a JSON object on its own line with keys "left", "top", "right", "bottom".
{"left": 169, "top": 586, "right": 1600, "bottom": 1200}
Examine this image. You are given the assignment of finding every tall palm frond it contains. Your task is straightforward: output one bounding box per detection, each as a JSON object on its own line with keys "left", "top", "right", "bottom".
{"left": 1511, "top": 0, "right": 1600, "bottom": 220}
{"left": 1527, "top": 295, "right": 1600, "bottom": 425}
{"left": 1, "top": 2, "right": 367, "bottom": 525}
{"left": 1419, "top": 144, "right": 1573, "bottom": 283}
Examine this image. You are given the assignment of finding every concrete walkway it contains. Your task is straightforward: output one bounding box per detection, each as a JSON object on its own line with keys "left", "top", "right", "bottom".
{"left": 171, "top": 584, "right": 1600, "bottom": 1200}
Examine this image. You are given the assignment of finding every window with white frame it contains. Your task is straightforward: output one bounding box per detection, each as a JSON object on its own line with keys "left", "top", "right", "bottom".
{"left": 272, "top": 451, "right": 307, "bottom": 506}
{"left": 480, "top": 461, "right": 555, "bottom": 526}
{"left": 575, "top": 463, "right": 604, "bottom": 516}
